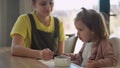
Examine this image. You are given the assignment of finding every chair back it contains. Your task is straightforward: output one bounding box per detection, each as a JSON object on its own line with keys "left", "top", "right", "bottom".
{"left": 109, "top": 37, "right": 120, "bottom": 68}
{"left": 65, "top": 34, "right": 78, "bottom": 53}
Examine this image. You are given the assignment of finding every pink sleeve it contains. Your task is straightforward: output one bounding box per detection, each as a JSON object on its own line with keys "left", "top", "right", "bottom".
{"left": 95, "top": 40, "right": 117, "bottom": 67}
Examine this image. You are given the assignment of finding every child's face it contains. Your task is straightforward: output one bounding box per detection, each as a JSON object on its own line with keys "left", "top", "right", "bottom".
{"left": 75, "top": 20, "right": 95, "bottom": 42}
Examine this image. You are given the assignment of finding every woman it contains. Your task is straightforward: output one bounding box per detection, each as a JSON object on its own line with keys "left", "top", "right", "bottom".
{"left": 10, "top": 0, "right": 65, "bottom": 60}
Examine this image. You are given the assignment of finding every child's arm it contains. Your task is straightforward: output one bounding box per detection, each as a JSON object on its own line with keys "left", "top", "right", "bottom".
{"left": 88, "top": 41, "right": 117, "bottom": 67}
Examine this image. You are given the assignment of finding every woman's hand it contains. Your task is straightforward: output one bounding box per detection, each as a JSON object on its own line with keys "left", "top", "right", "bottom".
{"left": 40, "top": 48, "right": 54, "bottom": 60}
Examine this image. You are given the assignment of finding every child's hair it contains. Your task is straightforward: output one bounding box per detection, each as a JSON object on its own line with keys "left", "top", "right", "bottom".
{"left": 74, "top": 8, "right": 109, "bottom": 40}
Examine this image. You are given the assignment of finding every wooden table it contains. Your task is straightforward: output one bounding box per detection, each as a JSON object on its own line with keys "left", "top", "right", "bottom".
{"left": 0, "top": 47, "right": 84, "bottom": 68}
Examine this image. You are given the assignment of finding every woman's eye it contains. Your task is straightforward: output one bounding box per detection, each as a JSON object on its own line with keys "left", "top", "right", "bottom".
{"left": 40, "top": 1, "right": 53, "bottom": 6}
{"left": 40, "top": 2, "right": 47, "bottom": 6}
{"left": 49, "top": 1, "right": 54, "bottom": 5}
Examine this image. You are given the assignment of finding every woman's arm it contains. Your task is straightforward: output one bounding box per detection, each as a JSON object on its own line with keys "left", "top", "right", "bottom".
{"left": 11, "top": 34, "right": 53, "bottom": 60}
{"left": 57, "top": 41, "right": 64, "bottom": 55}
{"left": 11, "top": 34, "right": 41, "bottom": 58}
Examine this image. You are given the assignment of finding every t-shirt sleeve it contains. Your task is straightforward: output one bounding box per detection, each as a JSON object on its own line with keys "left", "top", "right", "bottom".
{"left": 10, "top": 15, "right": 27, "bottom": 39}
{"left": 59, "top": 20, "right": 65, "bottom": 41}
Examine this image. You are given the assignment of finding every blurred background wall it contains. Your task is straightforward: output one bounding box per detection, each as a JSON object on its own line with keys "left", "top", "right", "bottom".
{"left": 0, "top": 0, "right": 32, "bottom": 46}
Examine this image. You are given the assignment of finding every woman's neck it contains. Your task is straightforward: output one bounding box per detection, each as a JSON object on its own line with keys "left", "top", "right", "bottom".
{"left": 35, "top": 12, "right": 50, "bottom": 26}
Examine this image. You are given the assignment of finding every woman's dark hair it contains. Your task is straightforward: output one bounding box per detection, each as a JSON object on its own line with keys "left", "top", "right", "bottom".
{"left": 74, "top": 8, "right": 109, "bottom": 40}
{"left": 32, "top": 0, "right": 36, "bottom": 2}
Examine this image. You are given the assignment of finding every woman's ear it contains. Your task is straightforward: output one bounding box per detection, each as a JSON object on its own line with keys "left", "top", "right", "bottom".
{"left": 32, "top": 2, "right": 36, "bottom": 9}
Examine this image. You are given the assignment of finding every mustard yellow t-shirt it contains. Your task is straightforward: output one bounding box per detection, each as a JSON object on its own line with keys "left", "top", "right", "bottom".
{"left": 10, "top": 11, "right": 65, "bottom": 48}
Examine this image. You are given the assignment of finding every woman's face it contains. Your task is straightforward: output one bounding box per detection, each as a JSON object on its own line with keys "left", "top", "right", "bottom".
{"left": 32, "top": 0, "right": 54, "bottom": 17}
{"left": 75, "top": 20, "right": 95, "bottom": 42}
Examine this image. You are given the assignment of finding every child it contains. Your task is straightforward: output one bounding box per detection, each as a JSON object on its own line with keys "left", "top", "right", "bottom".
{"left": 64, "top": 8, "right": 117, "bottom": 68}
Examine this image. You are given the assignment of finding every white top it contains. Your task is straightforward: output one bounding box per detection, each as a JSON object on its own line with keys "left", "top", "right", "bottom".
{"left": 81, "top": 42, "right": 95, "bottom": 67}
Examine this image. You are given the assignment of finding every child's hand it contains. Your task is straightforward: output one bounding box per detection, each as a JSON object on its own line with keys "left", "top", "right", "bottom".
{"left": 40, "top": 48, "right": 54, "bottom": 60}
{"left": 87, "top": 60, "right": 96, "bottom": 68}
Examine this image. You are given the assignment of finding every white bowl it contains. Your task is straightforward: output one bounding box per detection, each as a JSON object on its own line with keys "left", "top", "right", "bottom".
{"left": 54, "top": 55, "right": 71, "bottom": 67}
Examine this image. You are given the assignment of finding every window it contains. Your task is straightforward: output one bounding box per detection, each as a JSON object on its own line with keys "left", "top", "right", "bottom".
{"left": 53, "top": 0, "right": 99, "bottom": 34}
{"left": 110, "top": 0, "right": 120, "bottom": 38}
